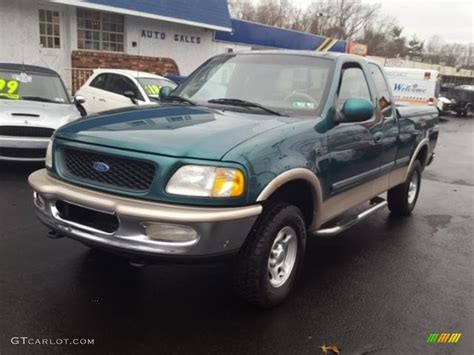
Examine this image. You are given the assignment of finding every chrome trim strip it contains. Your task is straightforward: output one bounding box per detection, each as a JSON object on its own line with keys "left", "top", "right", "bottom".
{"left": 29, "top": 169, "right": 262, "bottom": 223}
{"left": 0, "top": 156, "right": 45, "bottom": 161}
{"left": 331, "top": 167, "right": 381, "bottom": 192}
{"left": 380, "top": 161, "right": 395, "bottom": 174}
{"left": 395, "top": 156, "right": 410, "bottom": 167}
{"left": 316, "top": 167, "right": 406, "bottom": 229}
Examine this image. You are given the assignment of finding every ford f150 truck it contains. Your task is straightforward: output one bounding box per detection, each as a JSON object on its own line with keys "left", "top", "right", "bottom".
{"left": 29, "top": 51, "right": 438, "bottom": 307}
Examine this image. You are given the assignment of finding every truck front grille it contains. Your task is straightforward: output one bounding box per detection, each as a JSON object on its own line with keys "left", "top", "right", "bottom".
{"left": 59, "top": 147, "right": 156, "bottom": 191}
{"left": 0, "top": 126, "right": 54, "bottom": 137}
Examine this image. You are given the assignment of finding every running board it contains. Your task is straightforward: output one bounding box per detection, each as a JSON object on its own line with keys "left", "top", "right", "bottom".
{"left": 313, "top": 196, "right": 387, "bottom": 237}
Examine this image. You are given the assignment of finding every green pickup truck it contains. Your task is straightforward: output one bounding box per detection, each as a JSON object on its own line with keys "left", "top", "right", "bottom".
{"left": 29, "top": 51, "right": 438, "bottom": 307}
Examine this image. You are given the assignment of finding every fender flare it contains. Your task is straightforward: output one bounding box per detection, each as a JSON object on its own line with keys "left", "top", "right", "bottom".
{"left": 256, "top": 168, "right": 323, "bottom": 229}
{"left": 406, "top": 138, "right": 430, "bottom": 179}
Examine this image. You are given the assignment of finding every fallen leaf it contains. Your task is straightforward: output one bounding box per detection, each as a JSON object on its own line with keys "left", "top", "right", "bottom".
{"left": 320, "top": 344, "right": 341, "bottom": 354}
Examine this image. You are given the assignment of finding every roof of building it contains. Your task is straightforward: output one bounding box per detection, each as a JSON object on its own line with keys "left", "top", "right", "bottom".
{"left": 0, "top": 63, "right": 59, "bottom": 76}
{"left": 50, "top": 0, "right": 232, "bottom": 32}
{"left": 215, "top": 19, "right": 347, "bottom": 52}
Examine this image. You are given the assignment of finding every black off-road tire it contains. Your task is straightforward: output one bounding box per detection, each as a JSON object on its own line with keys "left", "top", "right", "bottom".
{"left": 233, "top": 202, "right": 306, "bottom": 308}
{"left": 388, "top": 160, "right": 422, "bottom": 216}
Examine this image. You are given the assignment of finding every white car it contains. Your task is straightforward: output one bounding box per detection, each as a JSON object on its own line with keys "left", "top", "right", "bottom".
{"left": 76, "top": 69, "right": 177, "bottom": 115}
{"left": 0, "top": 63, "right": 82, "bottom": 161}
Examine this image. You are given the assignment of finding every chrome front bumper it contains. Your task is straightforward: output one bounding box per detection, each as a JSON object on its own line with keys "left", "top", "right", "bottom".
{"left": 29, "top": 169, "right": 262, "bottom": 257}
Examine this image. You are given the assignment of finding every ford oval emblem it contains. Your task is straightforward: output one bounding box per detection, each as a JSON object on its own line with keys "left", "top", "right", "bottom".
{"left": 93, "top": 161, "right": 110, "bottom": 173}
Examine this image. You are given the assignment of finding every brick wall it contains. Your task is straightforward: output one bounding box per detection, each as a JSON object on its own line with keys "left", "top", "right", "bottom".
{"left": 70, "top": 50, "right": 180, "bottom": 93}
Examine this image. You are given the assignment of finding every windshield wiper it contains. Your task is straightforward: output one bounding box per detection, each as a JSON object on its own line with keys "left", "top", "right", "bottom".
{"left": 207, "top": 98, "right": 285, "bottom": 116}
{"left": 22, "top": 96, "right": 56, "bottom": 103}
{"left": 161, "top": 95, "right": 196, "bottom": 106}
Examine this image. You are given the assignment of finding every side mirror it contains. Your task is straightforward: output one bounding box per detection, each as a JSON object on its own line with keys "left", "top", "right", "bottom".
{"left": 339, "top": 98, "right": 374, "bottom": 123}
{"left": 159, "top": 86, "right": 173, "bottom": 100}
{"left": 124, "top": 91, "right": 138, "bottom": 105}
{"left": 74, "top": 95, "right": 85, "bottom": 104}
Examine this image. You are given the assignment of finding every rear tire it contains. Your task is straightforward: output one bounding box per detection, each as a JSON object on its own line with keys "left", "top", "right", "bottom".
{"left": 233, "top": 202, "right": 306, "bottom": 308}
{"left": 387, "top": 160, "right": 422, "bottom": 216}
{"left": 465, "top": 105, "right": 473, "bottom": 117}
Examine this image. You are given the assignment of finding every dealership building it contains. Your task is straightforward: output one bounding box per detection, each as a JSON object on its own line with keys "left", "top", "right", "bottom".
{"left": 0, "top": 0, "right": 353, "bottom": 93}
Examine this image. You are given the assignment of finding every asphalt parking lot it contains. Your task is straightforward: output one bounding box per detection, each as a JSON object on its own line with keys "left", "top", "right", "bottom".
{"left": 0, "top": 116, "right": 472, "bottom": 355}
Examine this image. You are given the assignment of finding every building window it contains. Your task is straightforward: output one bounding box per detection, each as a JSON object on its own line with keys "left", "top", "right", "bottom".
{"left": 39, "top": 9, "right": 61, "bottom": 48}
{"left": 77, "top": 9, "right": 124, "bottom": 52}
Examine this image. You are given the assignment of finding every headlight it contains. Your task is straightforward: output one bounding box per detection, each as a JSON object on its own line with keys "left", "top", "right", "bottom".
{"left": 45, "top": 140, "right": 53, "bottom": 169}
{"left": 166, "top": 165, "right": 245, "bottom": 198}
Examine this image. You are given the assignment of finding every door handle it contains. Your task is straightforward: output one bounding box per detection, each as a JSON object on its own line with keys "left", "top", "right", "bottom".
{"left": 98, "top": 98, "right": 106, "bottom": 102}
{"left": 374, "top": 132, "right": 384, "bottom": 144}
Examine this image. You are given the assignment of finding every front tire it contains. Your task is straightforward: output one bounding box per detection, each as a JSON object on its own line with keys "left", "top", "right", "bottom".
{"left": 233, "top": 203, "right": 306, "bottom": 308}
{"left": 388, "top": 160, "right": 422, "bottom": 216}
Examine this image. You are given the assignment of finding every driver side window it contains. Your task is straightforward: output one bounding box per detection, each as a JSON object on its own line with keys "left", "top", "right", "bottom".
{"left": 337, "top": 66, "right": 371, "bottom": 110}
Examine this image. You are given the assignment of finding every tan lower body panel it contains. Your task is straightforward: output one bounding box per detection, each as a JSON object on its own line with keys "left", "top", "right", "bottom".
{"left": 312, "top": 167, "right": 407, "bottom": 230}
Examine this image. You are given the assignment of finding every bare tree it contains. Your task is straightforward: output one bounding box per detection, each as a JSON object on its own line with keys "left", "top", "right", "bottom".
{"left": 229, "top": 0, "right": 380, "bottom": 40}
{"left": 229, "top": 0, "right": 297, "bottom": 28}
{"left": 228, "top": 0, "right": 472, "bottom": 69}
{"left": 358, "top": 15, "right": 396, "bottom": 56}
{"left": 425, "top": 36, "right": 444, "bottom": 64}
{"left": 442, "top": 42, "right": 468, "bottom": 67}
{"left": 424, "top": 36, "right": 471, "bottom": 67}
{"left": 304, "top": 0, "right": 381, "bottom": 40}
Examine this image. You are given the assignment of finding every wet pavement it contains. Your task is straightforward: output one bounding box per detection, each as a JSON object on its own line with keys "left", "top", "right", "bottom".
{"left": 0, "top": 116, "right": 472, "bottom": 354}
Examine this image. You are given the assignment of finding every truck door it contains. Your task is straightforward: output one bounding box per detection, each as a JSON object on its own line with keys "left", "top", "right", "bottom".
{"left": 326, "top": 62, "right": 383, "bottom": 196}
{"left": 368, "top": 63, "right": 399, "bottom": 174}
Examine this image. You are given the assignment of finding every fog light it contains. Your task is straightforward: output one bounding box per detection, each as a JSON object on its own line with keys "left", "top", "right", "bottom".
{"left": 33, "top": 191, "right": 45, "bottom": 210}
{"left": 143, "top": 223, "right": 198, "bottom": 243}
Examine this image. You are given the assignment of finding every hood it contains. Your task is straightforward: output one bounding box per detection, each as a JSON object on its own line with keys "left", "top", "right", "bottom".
{"left": 0, "top": 100, "right": 81, "bottom": 128}
{"left": 55, "top": 105, "right": 289, "bottom": 160}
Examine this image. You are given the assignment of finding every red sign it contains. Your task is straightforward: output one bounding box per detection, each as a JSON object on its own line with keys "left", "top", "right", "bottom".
{"left": 348, "top": 42, "right": 368, "bottom": 56}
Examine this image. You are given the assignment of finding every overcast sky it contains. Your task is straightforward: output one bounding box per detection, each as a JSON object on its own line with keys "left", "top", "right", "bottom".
{"left": 293, "top": 0, "right": 473, "bottom": 43}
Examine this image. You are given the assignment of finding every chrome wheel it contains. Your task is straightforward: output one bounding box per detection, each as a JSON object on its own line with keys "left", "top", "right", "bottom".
{"left": 268, "top": 226, "right": 298, "bottom": 288}
{"left": 408, "top": 172, "right": 419, "bottom": 204}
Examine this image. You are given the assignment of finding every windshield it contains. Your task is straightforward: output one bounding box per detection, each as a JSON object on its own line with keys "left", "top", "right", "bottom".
{"left": 0, "top": 69, "right": 69, "bottom": 103}
{"left": 137, "top": 77, "right": 177, "bottom": 99}
{"left": 175, "top": 54, "right": 333, "bottom": 116}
